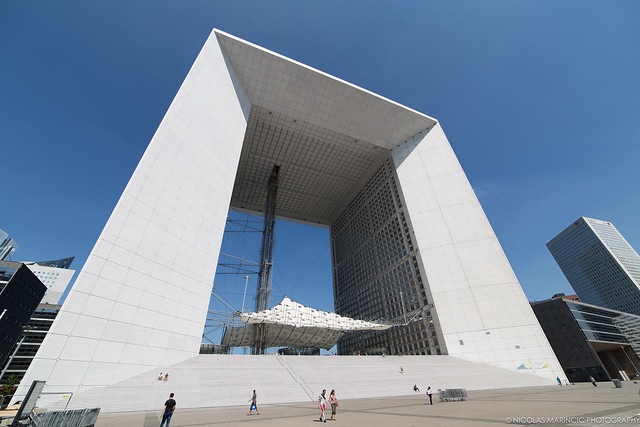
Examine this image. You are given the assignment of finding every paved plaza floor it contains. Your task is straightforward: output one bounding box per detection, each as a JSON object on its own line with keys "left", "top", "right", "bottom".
{"left": 95, "top": 383, "right": 640, "bottom": 427}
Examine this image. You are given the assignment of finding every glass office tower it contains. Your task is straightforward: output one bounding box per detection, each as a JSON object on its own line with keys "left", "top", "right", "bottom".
{"left": 0, "top": 261, "right": 47, "bottom": 369}
{"left": 0, "top": 229, "right": 19, "bottom": 261}
{"left": 547, "top": 217, "right": 640, "bottom": 316}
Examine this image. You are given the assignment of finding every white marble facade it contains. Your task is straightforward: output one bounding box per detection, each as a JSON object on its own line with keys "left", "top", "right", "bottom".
{"left": 15, "top": 30, "right": 251, "bottom": 401}
{"left": 392, "top": 125, "right": 560, "bottom": 372}
{"left": 17, "top": 29, "right": 564, "bottom": 403}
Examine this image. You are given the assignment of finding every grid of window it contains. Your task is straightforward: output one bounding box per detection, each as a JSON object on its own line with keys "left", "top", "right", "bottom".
{"left": 230, "top": 106, "right": 389, "bottom": 225}
{"left": 331, "top": 158, "right": 438, "bottom": 355}
{"left": 0, "top": 307, "right": 59, "bottom": 383}
{"left": 567, "top": 300, "right": 640, "bottom": 356}
{"left": 0, "top": 230, "right": 19, "bottom": 261}
{"left": 547, "top": 218, "right": 640, "bottom": 316}
{"left": 531, "top": 299, "right": 602, "bottom": 370}
{"left": 588, "top": 220, "right": 640, "bottom": 287}
{"left": 614, "top": 313, "right": 640, "bottom": 356}
{"left": 32, "top": 270, "right": 61, "bottom": 287}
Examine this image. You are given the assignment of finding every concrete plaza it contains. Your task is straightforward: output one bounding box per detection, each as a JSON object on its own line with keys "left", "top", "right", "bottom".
{"left": 95, "top": 382, "right": 640, "bottom": 427}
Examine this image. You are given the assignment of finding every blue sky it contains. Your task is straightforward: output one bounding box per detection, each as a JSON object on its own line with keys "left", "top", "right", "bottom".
{"left": 2, "top": 2, "right": 639, "bottom": 347}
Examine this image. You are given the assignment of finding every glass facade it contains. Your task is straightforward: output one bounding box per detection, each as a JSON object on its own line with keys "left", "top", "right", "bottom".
{"left": 0, "top": 261, "right": 47, "bottom": 370}
{"left": 567, "top": 301, "right": 640, "bottom": 347}
{"left": 35, "top": 257, "right": 75, "bottom": 270}
{"left": 547, "top": 217, "right": 640, "bottom": 316}
{"left": 532, "top": 298, "right": 640, "bottom": 382}
{"left": 0, "top": 304, "right": 60, "bottom": 384}
{"left": 0, "top": 229, "right": 19, "bottom": 261}
{"left": 331, "top": 158, "right": 439, "bottom": 355}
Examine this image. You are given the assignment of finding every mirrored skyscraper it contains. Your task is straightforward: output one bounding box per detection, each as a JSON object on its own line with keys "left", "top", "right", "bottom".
{"left": 0, "top": 229, "right": 19, "bottom": 261}
{"left": 547, "top": 217, "right": 640, "bottom": 316}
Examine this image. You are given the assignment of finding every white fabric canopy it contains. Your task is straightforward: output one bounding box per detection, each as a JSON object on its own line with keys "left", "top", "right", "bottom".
{"left": 239, "top": 297, "right": 391, "bottom": 331}
{"left": 221, "top": 297, "right": 392, "bottom": 349}
{"left": 221, "top": 324, "right": 344, "bottom": 349}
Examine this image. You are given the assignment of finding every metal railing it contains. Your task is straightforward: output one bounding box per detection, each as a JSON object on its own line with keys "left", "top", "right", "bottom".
{"left": 276, "top": 354, "right": 315, "bottom": 400}
{"left": 439, "top": 388, "right": 468, "bottom": 402}
{"left": 29, "top": 407, "right": 100, "bottom": 427}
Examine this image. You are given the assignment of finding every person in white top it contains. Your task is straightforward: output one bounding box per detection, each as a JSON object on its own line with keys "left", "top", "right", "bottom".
{"left": 318, "top": 389, "right": 327, "bottom": 422}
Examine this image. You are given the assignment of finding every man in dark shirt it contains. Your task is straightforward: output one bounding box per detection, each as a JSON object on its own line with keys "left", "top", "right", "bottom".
{"left": 160, "top": 392, "right": 176, "bottom": 427}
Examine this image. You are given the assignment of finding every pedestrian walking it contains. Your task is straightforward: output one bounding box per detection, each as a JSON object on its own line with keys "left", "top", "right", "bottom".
{"left": 160, "top": 393, "right": 176, "bottom": 427}
{"left": 590, "top": 376, "right": 597, "bottom": 387}
{"left": 318, "top": 389, "right": 327, "bottom": 422}
{"left": 427, "top": 386, "right": 433, "bottom": 405}
{"left": 247, "top": 390, "right": 260, "bottom": 415}
{"left": 556, "top": 376, "right": 562, "bottom": 386}
{"left": 328, "top": 389, "right": 338, "bottom": 421}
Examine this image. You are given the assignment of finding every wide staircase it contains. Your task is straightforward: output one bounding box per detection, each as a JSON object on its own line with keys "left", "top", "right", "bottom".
{"left": 54, "top": 354, "right": 554, "bottom": 413}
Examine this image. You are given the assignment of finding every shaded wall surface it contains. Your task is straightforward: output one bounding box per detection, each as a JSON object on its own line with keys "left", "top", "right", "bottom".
{"left": 0, "top": 262, "right": 46, "bottom": 369}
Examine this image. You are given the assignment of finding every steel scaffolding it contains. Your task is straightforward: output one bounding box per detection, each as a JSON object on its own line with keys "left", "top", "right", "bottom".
{"left": 251, "top": 165, "right": 280, "bottom": 354}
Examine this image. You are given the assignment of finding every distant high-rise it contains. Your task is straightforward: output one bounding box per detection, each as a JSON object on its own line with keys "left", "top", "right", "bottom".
{"left": 0, "top": 229, "right": 19, "bottom": 261}
{"left": 0, "top": 260, "right": 73, "bottom": 383}
{"left": 36, "top": 257, "right": 75, "bottom": 270}
{"left": 26, "top": 260, "right": 75, "bottom": 305}
{"left": 0, "top": 261, "right": 47, "bottom": 369}
{"left": 0, "top": 302, "right": 60, "bottom": 385}
{"left": 547, "top": 217, "right": 640, "bottom": 316}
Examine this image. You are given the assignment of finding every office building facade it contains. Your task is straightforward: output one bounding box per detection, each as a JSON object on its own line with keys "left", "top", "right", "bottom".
{"left": 532, "top": 297, "right": 640, "bottom": 382}
{"left": 0, "top": 259, "right": 74, "bottom": 383}
{"left": 0, "top": 230, "right": 18, "bottom": 261}
{"left": 26, "top": 262, "right": 75, "bottom": 305}
{"left": 18, "top": 30, "right": 564, "bottom": 401}
{"left": 332, "top": 159, "right": 438, "bottom": 355}
{"left": 0, "top": 261, "right": 47, "bottom": 370}
{"left": 35, "top": 257, "right": 75, "bottom": 270}
{"left": 0, "top": 303, "right": 60, "bottom": 384}
{"left": 547, "top": 217, "right": 640, "bottom": 316}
